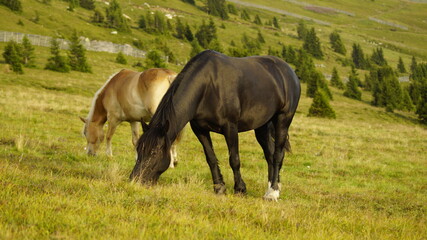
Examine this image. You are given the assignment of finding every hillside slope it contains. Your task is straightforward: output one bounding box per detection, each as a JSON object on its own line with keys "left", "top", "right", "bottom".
{"left": 0, "top": 0, "right": 426, "bottom": 238}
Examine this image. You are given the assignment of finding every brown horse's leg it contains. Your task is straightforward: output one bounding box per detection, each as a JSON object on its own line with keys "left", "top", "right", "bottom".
{"left": 130, "top": 122, "right": 140, "bottom": 147}
{"left": 105, "top": 118, "right": 119, "bottom": 156}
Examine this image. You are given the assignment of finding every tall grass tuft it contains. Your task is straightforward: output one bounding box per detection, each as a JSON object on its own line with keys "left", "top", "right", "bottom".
{"left": 14, "top": 134, "right": 26, "bottom": 152}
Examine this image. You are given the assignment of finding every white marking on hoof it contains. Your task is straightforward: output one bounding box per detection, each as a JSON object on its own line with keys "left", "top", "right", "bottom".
{"left": 263, "top": 182, "right": 280, "bottom": 201}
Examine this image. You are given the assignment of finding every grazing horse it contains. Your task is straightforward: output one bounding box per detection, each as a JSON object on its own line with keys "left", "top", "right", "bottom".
{"left": 80, "top": 68, "right": 180, "bottom": 168}
{"left": 130, "top": 50, "right": 300, "bottom": 201}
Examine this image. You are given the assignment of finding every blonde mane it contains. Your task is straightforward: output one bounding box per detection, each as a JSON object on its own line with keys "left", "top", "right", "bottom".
{"left": 82, "top": 72, "right": 118, "bottom": 137}
{"left": 86, "top": 72, "right": 118, "bottom": 122}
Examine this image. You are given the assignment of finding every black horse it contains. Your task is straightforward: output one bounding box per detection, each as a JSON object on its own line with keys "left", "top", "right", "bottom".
{"left": 130, "top": 50, "right": 300, "bottom": 201}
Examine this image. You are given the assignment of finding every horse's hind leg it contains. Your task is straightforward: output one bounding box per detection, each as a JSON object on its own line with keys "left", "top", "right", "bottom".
{"left": 106, "top": 118, "right": 119, "bottom": 157}
{"left": 255, "top": 122, "right": 275, "bottom": 197}
{"left": 190, "top": 121, "right": 226, "bottom": 194}
{"left": 223, "top": 123, "right": 246, "bottom": 195}
{"left": 265, "top": 113, "right": 293, "bottom": 201}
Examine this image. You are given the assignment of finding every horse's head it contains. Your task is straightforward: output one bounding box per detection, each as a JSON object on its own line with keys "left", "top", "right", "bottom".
{"left": 80, "top": 116, "right": 105, "bottom": 156}
{"left": 130, "top": 122, "right": 171, "bottom": 184}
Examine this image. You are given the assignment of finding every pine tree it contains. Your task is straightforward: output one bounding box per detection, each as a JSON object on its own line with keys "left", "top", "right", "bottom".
{"left": 175, "top": 18, "right": 185, "bottom": 40}
{"left": 206, "top": 0, "right": 229, "bottom": 20}
{"left": 115, "top": 51, "right": 127, "bottom": 64}
{"left": 303, "top": 28, "right": 323, "bottom": 59}
{"left": 138, "top": 15, "right": 147, "bottom": 30}
{"left": 286, "top": 45, "right": 297, "bottom": 65}
{"left": 351, "top": 43, "right": 368, "bottom": 69}
{"left": 295, "top": 48, "right": 315, "bottom": 83}
{"left": 272, "top": 16, "right": 280, "bottom": 29}
{"left": 364, "top": 73, "right": 373, "bottom": 91}
{"left": 297, "top": 21, "right": 308, "bottom": 40}
{"left": 330, "top": 67, "right": 344, "bottom": 89}
{"left": 184, "top": 24, "right": 194, "bottom": 42}
{"left": 45, "top": 38, "right": 70, "bottom": 73}
{"left": 207, "top": 39, "right": 222, "bottom": 53}
{"left": 240, "top": 9, "right": 250, "bottom": 21}
{"left": 68, "top": 0, "right": 79, "bottom": 12}
{"left": 106, "top": 0, "right": 130, "bottom": 33}
{"left": 145, "top": 50, "right": 166, "bottom": 68}
{"left": 370, "top": 47, "right": 387, "bottom": 66}
{"left": 92, "top": 9, "right": 105, "bottom": 24}
{"left": 3, "top": 40, "right": 22, "bottom": 64}
{"left": 2, "top": 41, "right": 24, "bottom": 74}
{"left": 21, "top": 36, "right": 35, "bottom": 67}
{"left": 371, "top": 66, "right": 403, "bottom": 111}
{"left": 68, "top": 31, "right": 91, "bottom": 73}
{"left": 306, "top": 70, "right": 332, "bottom": 100}
{"left": 306, "top": 70, "right": 320, "bottom": 98}
{"left": 153, "top": 11, "right": 167, "bottom": 34}
{"left": 308, "top": 90, "right": 336, "bottom": 119}
{"left": 181, "top": 0, "right": 195, "bottom": 5}
{"left": 253, "top": 15, "right": 262, "bottom": 25}
{"left": 410, "top": 56, "right": 417, "bottom": 73}
{"left": 329, "top": 30, "right": 346, "bottom": 55}
{"left": 397, "top": 56, "right": 406, "bottom": 73}
{"left": 1, "top": 0, "right": 23, "bottom": 12}
{"left": 416, "top": 82, "right": 427, "bottom": 124}
{"left": 190, "top": 40, "right": 203, "bottom": 58}
{"left": 281, "top": 45, "right": 287, "bottom": 60}
{"left": 344, "top": 67, "right": 362, "bottom": 100}
{"left": 257, "top": 30, "right": 265, "bottom": 44}
{"left": 401, "top": 88, "right": 414, "bottom": 112}
{"left": 79, "top": 0, "right": 95, "bottom": 10}
{"left": 227, "top": 3, "right": 238, "bottom": 15}
{"left": 409, "top": 63, "right": 427, "bottom": 106}
{"left": 241, "top": 33, "right": 261, "bottom": 56}
{"left": 195, "top": 19, "right": 218, "bottom": 49}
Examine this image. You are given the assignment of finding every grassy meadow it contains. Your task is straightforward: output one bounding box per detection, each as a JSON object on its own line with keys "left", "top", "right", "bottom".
{"left": 0, "top": 41, "right": 426, "bottom": 239}
{"left": 1, "top": 0, "right": 427, "bottom": 238}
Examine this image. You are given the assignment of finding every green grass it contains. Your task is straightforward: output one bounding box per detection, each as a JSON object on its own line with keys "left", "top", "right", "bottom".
{"left": 0, "top": 42, "right": 426, "bottom": 239}
{"left": 1, "top": 0, "right": 427, "bottom": 238}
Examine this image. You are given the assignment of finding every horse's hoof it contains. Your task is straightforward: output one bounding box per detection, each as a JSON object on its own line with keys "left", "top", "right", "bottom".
{"left": 234, "top": 184, "right": 247, "bottom": 195}
{"left": 263, "top": 187, "right": 280, "bottom": 202}
{"left": 214, "top": 184, "right": 226, "bottom": 195}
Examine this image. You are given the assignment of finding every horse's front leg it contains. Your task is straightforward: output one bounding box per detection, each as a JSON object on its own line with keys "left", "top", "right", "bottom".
{"left": 190, "top": 121, "right": 226, "bottom": 194}
{"left": 130, "top": 122, "right": 140, "bottom": 147}
{"left": 105, "top": 118, "right": 119, "bottom": 157}
{"left": 169, "top": 142, "right": 178, "bottom": 168}
{"left": 224, "top": 123, "right": 246, "bottom": 195}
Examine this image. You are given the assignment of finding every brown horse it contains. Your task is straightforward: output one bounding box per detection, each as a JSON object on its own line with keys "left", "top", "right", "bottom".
{"left": 80, "top": 68, "right": 180, "bottom": 168}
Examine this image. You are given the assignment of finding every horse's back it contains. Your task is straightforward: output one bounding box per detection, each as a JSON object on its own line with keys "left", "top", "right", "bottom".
{"left": 188, "top": 50, "right": 300, "bottom": 132}
{"left": 102, "top": 68, "right": 176, "bottom": 122}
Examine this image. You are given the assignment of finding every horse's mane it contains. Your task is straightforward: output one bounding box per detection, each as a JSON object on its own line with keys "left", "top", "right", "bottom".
{"left": 82, "top": 71, "right": 119, "bottom": 137}
{"left": 86, "top": 71, "right": 119, "bottom": 121}
{"left": 137, "top": 50, "right": 214, "bottom": 154}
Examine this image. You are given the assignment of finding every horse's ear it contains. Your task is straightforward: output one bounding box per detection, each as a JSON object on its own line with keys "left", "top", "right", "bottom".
{"left": 79, "top": 116, "right": 87, "bottom": 123}
{"left": 141, "top": 119, "right": 149, "bottom": 132}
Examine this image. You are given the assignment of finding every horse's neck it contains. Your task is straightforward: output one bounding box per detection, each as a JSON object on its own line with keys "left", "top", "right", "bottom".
{"left": 89, "top": 93, "right": 107, "bottom": 125}
{"left": 166, "top": 77, "right": 203, "bottom": 141}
